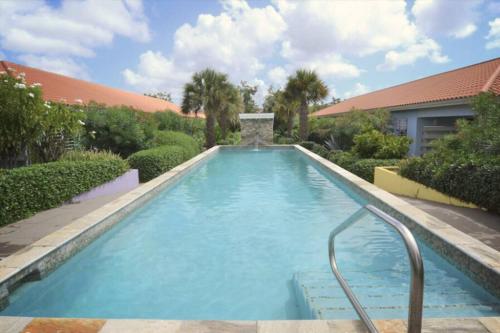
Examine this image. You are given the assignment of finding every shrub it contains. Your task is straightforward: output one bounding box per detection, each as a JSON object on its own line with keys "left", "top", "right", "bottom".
{"left": 152, "top": 131, "right": 200, "bottom": 157}
{"left": 349, "top": 158, "right": 400, "bottom": 183}
{"left": 329, "top": 152, "right": 399, "bottom": 182}
{"left": 127, "top": 145, "right": 186, "bottom": 182}
{"left": 352, "top": 130, "right": 385, "bottom": 158}
{"left": 352, "top": 130, "right": 411, "bottom": 159}
{"left": 59, "top": 150, "right": 123, "bottom": 162}
{"left": 31, "top": 103, "right": 84, "bottom": 163}
{"left": 399, "top": 92, "right": 500, "bottom": 212}
{"left": 330, "top": 109, "right": 390, "bottom": 150}
{"left": 328, "top": 151, "right": 357, "bottom": 169}
{"left": 0, "top": 158, "right": 129, "bottom": 225}
{"left": 217, "top": 131, "right": 241, "bottom": 145}
{"left": 154, "top": 111, "right": 205, "bottom": 136}
{"left": 374, "top": 135, "right": 411, "bottom": 159}
{"left": 83, "top": 104, "right": 148, "bottom": 157}
{"left": 275, "top": 136, "right": 296, "bottom": 144}
{"left": 300, "top": 141, "right": 315, "bottom": 150}
{"left": 400, "top": 157, "right": 500, "bottom": 212}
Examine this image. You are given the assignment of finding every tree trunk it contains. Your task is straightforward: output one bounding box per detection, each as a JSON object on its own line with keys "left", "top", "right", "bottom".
{"left": 299, "top": 100, "right": 308, "bottom": 140}
{"left": 286, "top": 113, "right": 294, "bottom": 137}
{"left": 206, "top": 112, "right": 216, "bottom": 148}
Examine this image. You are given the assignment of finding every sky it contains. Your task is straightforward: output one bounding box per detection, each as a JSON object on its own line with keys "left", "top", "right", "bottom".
{"left": 0, "top": 0, "right": 499, "bottom": 105}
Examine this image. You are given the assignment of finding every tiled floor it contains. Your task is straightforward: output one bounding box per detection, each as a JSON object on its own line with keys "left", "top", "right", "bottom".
{"left": 0, "top": 317, "right": 498, "bottom": 333}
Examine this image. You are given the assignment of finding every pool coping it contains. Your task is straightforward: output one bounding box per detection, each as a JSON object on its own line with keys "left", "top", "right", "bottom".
{"left": 1, "top": 316, "right": 499, "bottom": 332}
{"left": 0, "top": 144, "right": 498, "bottom": 320}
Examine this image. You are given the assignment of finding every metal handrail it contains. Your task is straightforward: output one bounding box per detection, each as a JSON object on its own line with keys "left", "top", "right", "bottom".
{"left": 328, "top": 204, "right": 424, "bottom": 333}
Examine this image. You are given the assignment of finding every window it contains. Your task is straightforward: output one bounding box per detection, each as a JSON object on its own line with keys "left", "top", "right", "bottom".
{"left": 392, "top": 118, "right": 408, "bottom": 136}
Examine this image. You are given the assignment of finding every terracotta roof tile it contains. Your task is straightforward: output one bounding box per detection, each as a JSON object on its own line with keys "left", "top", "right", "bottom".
{"left": 0, "top": 60, "right": 195, "bottom": 116}
{"left": 314, "top": 57, "right": 500, "bottom": 117}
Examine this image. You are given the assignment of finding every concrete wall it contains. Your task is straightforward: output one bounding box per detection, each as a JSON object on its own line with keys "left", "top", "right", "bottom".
{"left": 391, "top": 104, "right": 473, "bottom": 155}
{"left": 239, "top": 113, "right": 274, "bottom": 145}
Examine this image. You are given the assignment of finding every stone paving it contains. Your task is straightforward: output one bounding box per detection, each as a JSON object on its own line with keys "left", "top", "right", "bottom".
{"left": 0, "top": 191, "right": 132, "bottom": 259}
{"left": 0, "top": 317, "right": 499, "bottom": 333}
{"left": 399, "top": 197, "right": 500, "bottom": 252}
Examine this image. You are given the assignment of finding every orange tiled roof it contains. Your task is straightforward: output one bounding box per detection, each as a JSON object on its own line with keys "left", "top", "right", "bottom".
{"left": 314, "top": 57, "right": 500, "bottom": 117}
{"left": 0, "top": 60, "right": 189, "bottom": 115}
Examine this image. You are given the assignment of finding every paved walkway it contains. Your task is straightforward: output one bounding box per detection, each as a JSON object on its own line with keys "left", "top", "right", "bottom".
{"left": 399, "top": 196, "right": 500, "bottom": 251}
{"left": 0, "top": 191, "right": 130, "bottom": 259}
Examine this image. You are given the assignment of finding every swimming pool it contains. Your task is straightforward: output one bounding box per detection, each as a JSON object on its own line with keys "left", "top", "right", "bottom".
{"left": 1, "top": 148, "right": 499, "bottom": 320}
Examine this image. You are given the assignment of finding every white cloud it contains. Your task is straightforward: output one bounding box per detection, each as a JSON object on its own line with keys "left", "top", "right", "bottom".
{"left": 344, "top": 83, "right": 369, "bottom": 99}
{"left": 377, "top": 38, "right": 449, "bottom": 71}
{"left": 412, "top": 0, "right": 481, "bottom": 39}
{"left": 0, "top": 0, "right": 150, "bottom": 79}
{"left": 486, "top": 18, "right": 500, "bottom": 50}
{"left": 293, "top": 54, "right": 361, "bottom": 79}
{"left": 122, "top": 51, "right": 190, "bottom": 98}
{"left": 124, "top": 0, "right": 286, "bottom": 102}
{"left": 276, "top": 0, "right": 418, "bottom": 58}
{"left": 267, "top": 66, "right": 288, "bottom": 88}
{"left": 275, "top": 0, "right": 446, "bottom": 76}
{"left": 18, "top": 54, "right": 90, "bottom": 79}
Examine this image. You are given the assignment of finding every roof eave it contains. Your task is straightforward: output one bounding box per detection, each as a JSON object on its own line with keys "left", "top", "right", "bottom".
{"left": 313, "top": 97, "right": 473, "bottom": 117}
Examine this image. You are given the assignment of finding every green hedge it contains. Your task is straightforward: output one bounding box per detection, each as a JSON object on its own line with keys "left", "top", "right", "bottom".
{"left": 152, "top": 131, "right": 200, "bottom": 158}
{"left": 400, "top": 158, "right": 500, "bottom": 212}
{"left": 329, "top": 152, "right": 399, "bottom": 183}
{"left": 0, "top": 159, "right": 129, "bottom": 225}
{"left": 127, "top": 145, "right": 186, "bottom": 182}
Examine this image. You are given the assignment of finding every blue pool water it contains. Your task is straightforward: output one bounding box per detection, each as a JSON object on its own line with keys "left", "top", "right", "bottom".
{"left": 1, "top": 149, "right": 499, "bottom": 319}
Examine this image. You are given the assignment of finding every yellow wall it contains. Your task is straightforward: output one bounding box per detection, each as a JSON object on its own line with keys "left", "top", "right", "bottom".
{"left": 374, "top": 166, "right": 477, "bottom": 208}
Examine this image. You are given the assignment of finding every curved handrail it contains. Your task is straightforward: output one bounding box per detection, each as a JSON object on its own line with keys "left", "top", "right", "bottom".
{"left": 328, "top": 204, "right": 424, "bottom": 333}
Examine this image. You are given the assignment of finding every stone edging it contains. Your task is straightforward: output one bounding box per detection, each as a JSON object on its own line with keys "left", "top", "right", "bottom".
{"left": 294, "top": 144, "right": 500, "bottom": 298}
{"left": 0, "top": 316, "right": 499, "bottom": 333}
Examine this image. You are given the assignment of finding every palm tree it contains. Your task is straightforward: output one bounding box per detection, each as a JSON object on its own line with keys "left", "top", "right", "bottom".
{"left": 217, "top": 84, "right": 243, "bottom": 140}
{"left": 285, "top": 69, "right": 328, "bottom": 140}
{"left": 181, "top": 69, "right": 233, "bottom": 147}
{"left": 272, "top": 89, "right": 298, "bottom": 138}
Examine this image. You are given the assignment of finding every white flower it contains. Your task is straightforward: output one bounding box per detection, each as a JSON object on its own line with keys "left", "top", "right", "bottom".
{"left": 31, "top": 83, "right": 42, "bottom": 87}
{"left": 78, "top": 120, "right": 85, "bottom": 126}
{"left": 28, "top": 93, "right": 34, "bottom": 98}
{"left": 0, "top": 71, "right": 6, "bottom": 75}
{"left": 74, "top": 98, "right": 83, "bottom": 104}
{"left": 14, "top": 83, "right": 26, "bottom": 89}
{"left": 44, "top": 102, "right": 51, "bottom": 109}
{"left": 90, "top": 130, "right": 96, "bottom": 135}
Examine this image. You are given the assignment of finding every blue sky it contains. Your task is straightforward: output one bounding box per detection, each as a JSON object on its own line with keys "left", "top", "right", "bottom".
{"left": 1, "top": 0, "right": 499, "bottom": 105}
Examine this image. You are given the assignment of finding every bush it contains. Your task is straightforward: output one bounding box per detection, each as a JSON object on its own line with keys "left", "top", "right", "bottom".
{"left": 300, "top": 141, "right": 315, "bottom": 150}
{"left": 127, "top": 145, "right": 186, "bottom": 182}
{"left": 399, "top": 92, "right": 500, "bottom": 212}
{"left": 152, "top": 131, "right": 200, "bottom": 157}
{"left": 59, "top": 150, "right": 123, "bottom": 162}
{"left": 330, "top": 109, "right": 390, "bottom": 151}
{"left": 349, "top": 158, "right": 400, "bottom": 183}
{"left": 154, "top": 111, "right": 205, "bottom": 137}
{"left": 400, "top": 157, "right": 500, "bottom": 212}
{"left": 83, "top": 103, "right": 151, "bottom": 157}
{"left": 216, "top": 131, "right": 241, "bottom": 145}
{"left": 329, "top": 152, "right": 399, "bottom": 182}
{"left": 352, "top": 130, "right": 411, "bottom": 159}
{"left": 0, "top": 158, "right": 129, "bottom": 225}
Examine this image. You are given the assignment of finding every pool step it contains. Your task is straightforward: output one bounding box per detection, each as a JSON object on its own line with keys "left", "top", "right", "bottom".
{"left": 293, "top": 271, "right": 500, "bottom": 320}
